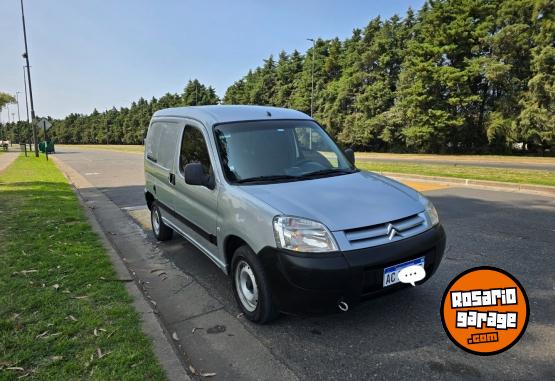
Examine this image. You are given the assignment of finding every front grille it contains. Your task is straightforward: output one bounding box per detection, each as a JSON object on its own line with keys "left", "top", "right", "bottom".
{"left": 342, "top": 213, "right": 428, "bottom": 250}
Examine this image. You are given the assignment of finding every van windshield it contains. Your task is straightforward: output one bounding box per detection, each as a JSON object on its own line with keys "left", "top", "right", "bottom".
{"left": 214, "top": 120, "right": 356, "bottom": 184}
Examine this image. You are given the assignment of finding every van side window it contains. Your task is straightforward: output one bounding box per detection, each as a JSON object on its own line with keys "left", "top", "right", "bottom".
{"left": 146, "top": 122, "right": 178, "bottom": 168}
{"left": 146, "top": 122, "right": 161, "bottom": 162}
{"left": 158, "top": 123, "right": 179, "bottom": 169}
{"left": 180, "top": 126, "right": 212, "bottom": 175}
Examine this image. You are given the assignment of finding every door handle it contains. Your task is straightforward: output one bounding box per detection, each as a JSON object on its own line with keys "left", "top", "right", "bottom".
{"left": 169, "top": 173, "right": 175, "bottom": 185}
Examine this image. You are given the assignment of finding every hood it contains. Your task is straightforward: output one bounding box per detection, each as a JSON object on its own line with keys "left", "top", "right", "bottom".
{"left": 240, "top": 171, "right": 424, "bottom": 231}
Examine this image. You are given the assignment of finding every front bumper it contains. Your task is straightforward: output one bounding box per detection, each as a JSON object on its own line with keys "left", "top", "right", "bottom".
{"left": 258, "top": 224, "right": 446, "bottom": 314}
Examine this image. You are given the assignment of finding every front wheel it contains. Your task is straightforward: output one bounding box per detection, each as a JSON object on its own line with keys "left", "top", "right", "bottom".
{"left": 231, "top": 245, "right": 278, "bottom": 324}
{"left": 151, "top": 201, "right": 173, "bottom": 241}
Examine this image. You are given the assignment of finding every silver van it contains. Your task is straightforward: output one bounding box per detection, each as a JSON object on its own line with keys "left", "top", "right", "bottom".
{"left": 144, "top": 105, "right": 445, "bottom": 323}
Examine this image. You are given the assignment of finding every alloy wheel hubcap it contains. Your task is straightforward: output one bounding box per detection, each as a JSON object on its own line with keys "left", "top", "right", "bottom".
{"left": 235, "top": 260, "right": 258, "bottom": 312}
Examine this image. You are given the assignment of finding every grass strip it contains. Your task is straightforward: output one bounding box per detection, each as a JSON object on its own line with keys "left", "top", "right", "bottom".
{"left": 358, "top": 161, "right": 555, "bottom": 187}
{"left": 355, "top": 152, "right": 555, "bottom": 164}
{"left": 0, "top": 155, "right": 165, "bottom": 380}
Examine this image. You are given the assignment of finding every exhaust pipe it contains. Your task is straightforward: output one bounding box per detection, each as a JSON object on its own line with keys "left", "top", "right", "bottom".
{"left": 338, "top": 300, "right": 349, "bottom": 312}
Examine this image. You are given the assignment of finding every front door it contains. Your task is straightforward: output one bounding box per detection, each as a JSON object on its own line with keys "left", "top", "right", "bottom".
{"left": 172, "top": 122, "right": 222, "bottom": 268}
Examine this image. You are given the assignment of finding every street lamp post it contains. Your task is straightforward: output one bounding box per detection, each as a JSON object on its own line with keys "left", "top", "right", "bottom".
{"left": 15, "top": 92, "right": 21, "bottom": 122}
{"left": 20, "top": 0, "right": 39, "bottom": 157}
{"left": 307, "top": 38, "right": 315, "bottom": 117}
{"left": 11, "top": 113, "right": 15, "bottom": 145}
{"left": 23, "top": 66, "right": 31, "bottom": 150}
{"left": 307, "top": 38, "right": 316, "bottom": 150}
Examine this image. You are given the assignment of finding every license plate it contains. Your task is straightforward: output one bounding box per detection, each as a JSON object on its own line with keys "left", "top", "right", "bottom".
{"left": 383, "top": 257, "right": 425, "bottom": 287}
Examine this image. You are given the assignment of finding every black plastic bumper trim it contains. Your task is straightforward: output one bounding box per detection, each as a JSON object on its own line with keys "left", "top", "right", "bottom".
{"left": 156, "top": 199, "right": 217, "bottom": 246}
{"left": 259, "top": 224, "right": 446, "bottom": 314}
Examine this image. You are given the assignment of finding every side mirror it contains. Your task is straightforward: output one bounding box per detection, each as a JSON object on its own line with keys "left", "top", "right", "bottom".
{"left": 184, "top": 163, "right": 210, "bottom": 187}
{"left": 344, "top": 148, "right": 355, "bottom": 165}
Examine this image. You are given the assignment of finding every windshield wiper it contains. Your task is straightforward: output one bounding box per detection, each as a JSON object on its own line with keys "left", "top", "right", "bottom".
{"left": 300, "top": 168, "right": 358, "bottom": 179}
{"left": 235, "top": 169, "right": 357, "bottom": 184}
{"left": 235, "top": 174, "right": 301, "bottom": 184}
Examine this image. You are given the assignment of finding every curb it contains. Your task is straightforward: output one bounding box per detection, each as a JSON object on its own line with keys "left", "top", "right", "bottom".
{"left": 379, "top": 171, "right": 555, "bottom": 197}
{"left": 52, "top": 156, "right": 191, "bottom": 381}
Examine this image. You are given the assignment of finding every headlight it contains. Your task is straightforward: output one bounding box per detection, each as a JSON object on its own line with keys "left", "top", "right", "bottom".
{"left": 273, "top": 216, "right": 338, "bottom": 252}
{"left": 419, "top": 194, "right": 439, "bottom": 226}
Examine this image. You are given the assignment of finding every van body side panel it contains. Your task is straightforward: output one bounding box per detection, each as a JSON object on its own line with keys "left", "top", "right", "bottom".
{"left": 145, "top": 121, "right": 165, "bottom": 208}
{"left": 144, "top": 144, "right": 157, "bottom": 201}
{"left": 145, "top": 119, "right": 183, "bottom": 222}
{"left": 218, "top": 186, "right": 280, "bottom": 265}
{"left": 149, "top": 121, "right": 180, "bottom": 213}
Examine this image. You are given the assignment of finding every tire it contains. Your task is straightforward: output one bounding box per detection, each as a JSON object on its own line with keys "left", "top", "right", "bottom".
{"left": 151, "top": 201, "right": 173, "bottom": 241}
{"left": 231, "top": 245, "right": 278, "bottom": 324}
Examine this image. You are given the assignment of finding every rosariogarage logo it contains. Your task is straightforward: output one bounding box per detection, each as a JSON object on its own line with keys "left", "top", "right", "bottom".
{"left": 440, "top": 266, "right": 529, "bottom": 355}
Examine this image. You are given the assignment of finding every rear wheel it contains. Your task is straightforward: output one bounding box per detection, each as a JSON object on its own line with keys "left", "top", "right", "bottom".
{"left": 151, "top": 201, "right": 173, "bottom": 241}
{"left": 231, "top": 245, "right": 278, "bottom": 324}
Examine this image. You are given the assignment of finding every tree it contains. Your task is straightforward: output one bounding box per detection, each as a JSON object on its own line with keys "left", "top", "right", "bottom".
{"left": 0, "top": 92, "right": 16, "bottom": 109}
{"left": 1, "top": 92, "right": 17, "bottom": 141}
{"left": 46, "top": 0, "right": 555, "bottom": 153}
{"left": 182, "top": 80, "right": 219, "bottom": 106}
{"left": 515, "top": 0, "right": 555, "bottom": 152}
{"left": 48, "top": 80, "right": 218, "bottom": 144}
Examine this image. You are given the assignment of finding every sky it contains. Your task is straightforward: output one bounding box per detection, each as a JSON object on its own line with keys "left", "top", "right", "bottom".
{"left": 0, "top": 0, "right": 424, "bottom": 120}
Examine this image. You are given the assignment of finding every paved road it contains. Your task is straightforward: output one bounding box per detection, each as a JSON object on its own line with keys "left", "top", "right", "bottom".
{"left": 356, "top": 157, "right": 555, "bottom": 171}
{"left": 56, "top": 147, "right": 555, "bottom": 380}
{"left": 54, "top": 148, "right": 146, "bottom": 208}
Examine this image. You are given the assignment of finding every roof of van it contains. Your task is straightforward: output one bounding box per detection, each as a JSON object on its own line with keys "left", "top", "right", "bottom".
{"left": 152, "top": 105, "right": 311, "bottom": 125}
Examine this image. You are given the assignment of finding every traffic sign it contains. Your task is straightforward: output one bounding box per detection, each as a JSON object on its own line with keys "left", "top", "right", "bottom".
{"left": 37, "top": 119, "right": 52, "bottom": 131}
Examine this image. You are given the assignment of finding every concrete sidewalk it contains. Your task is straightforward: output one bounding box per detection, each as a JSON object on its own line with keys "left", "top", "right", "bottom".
{"left": 0, "top": 152, "right": 20, "bottom": 173}
{"left": 52, "top": 155, "right": 298, "bottom": 381}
